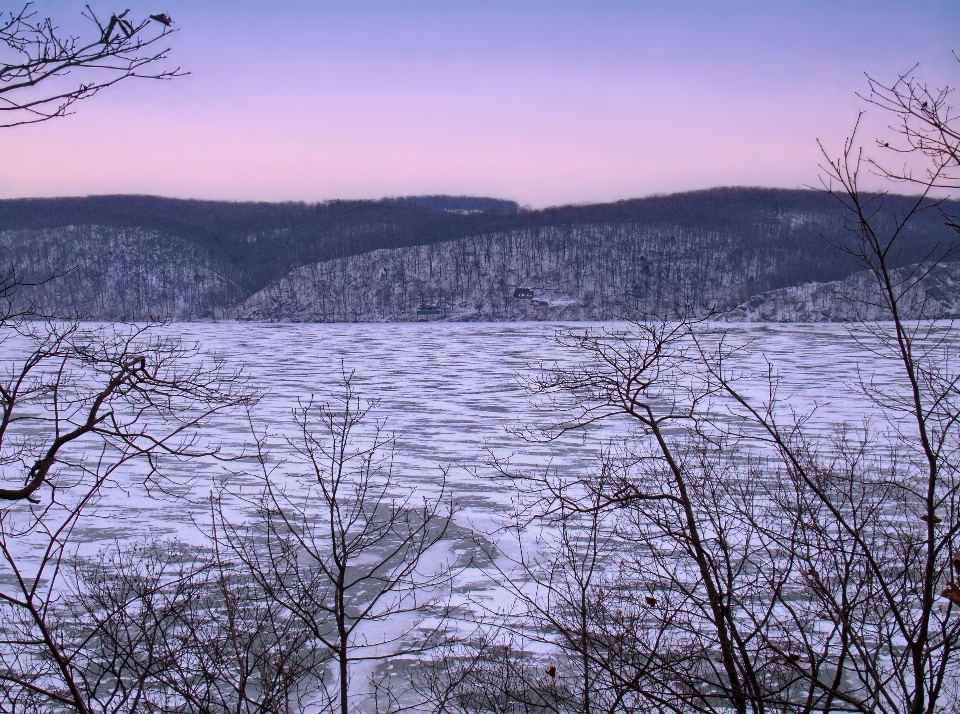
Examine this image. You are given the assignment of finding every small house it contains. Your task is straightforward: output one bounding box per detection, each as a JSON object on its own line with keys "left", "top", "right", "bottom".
{"left": 513, "top": 287, "right": 534, "bottom": 299}
{"left": 417, "top": 304, "right": 442, "bottom": 317}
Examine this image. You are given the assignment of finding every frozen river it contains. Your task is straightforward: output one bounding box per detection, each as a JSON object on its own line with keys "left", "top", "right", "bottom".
{"left": 57, "top": 319, "right": 952, "bottom": 548}
{"left": 2, "top": 319, "right": 955, "bottom": 707}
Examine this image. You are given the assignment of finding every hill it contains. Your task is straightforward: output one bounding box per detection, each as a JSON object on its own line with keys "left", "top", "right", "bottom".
{"left": 0, "top": 188, "right": 955, "bottom": 321}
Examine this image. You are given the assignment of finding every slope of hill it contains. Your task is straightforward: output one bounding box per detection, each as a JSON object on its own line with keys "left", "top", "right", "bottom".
{"left": 0, "top": 226, "right": 243, "bottom": 320}
{"left": 721, "top": 262, "right": 960, "bottom": 322}
{"left": 235, "top": 221, "right": 826, "bottom": 321}
{"left": 0, "top": 188, "right": 956, "bottom": 321}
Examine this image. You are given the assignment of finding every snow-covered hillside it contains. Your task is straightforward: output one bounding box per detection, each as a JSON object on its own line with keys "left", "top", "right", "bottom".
{"left": 13, "top": 221, "right": 958, "bottom": 324}
{"left": 0, "top": 226, "right": 242, "bottom": 320}
{"left": 722, "top": 262, "right": 960, "bottom": 322}
{"left": 237, "top": 221, "right": 832, "bottom": 321}
{"left": 2, "top": 189, "right": 956, "bottom": 321}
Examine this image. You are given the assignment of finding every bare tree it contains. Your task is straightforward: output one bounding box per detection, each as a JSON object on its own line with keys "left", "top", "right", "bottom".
{"left": 1, "top": 2, "right": 181, "bottom": 127}
{"left": 0, "top": 268, "right": 250, "bottom": 711}
{"left": 411, "top": 635, "right": 562, "bottom": 714}
{"left": 468, "top": 459, "right": 665, "bottom": 714}
{"left": 218, "top": 371, "right": 454, "bottom": 714}
{"left": 55, "top": 535, "right": 320, "bottom": 714}
{"left": 860, "top": 59, "right": 960, "bottom": 197}
{"left": 55, "top": 541, "right": 216, "bottom": 714}
{"left": 485, "top": 322, "right": 813, "bottom": 714}
{"left": 438, "top": 62, "right": 960, "bottom": 714}
{"left": 721, "top": 75, "right": 960, "bottom": 712}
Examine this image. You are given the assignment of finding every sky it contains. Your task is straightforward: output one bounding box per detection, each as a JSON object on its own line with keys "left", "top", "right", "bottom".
{"left": 1, "top": 0, "right": 958, "bottom": 207}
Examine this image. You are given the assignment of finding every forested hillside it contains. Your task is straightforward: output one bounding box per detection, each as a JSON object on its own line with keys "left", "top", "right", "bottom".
{"left": 0, "top": 188, "right": 955, "bottom": 320}
{"left": 236, "top": 220, "right": 839, "bottom": 321}
{"left": 722, "top": 261, "right": 960, "bottom": 322}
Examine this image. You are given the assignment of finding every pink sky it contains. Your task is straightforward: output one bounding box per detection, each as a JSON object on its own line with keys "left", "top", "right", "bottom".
{"left": 2, "top": 0, "right": 958, "bottom": 207}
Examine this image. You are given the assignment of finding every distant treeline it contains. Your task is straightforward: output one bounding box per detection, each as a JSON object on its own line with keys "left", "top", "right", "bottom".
{"left": 0, "top": 188, "right": 957, "bottom": 318}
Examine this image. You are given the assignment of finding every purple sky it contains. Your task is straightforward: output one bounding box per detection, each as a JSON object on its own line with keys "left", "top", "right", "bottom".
{"left": 1, "top": 0, "right": 958, "bottom": 206}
